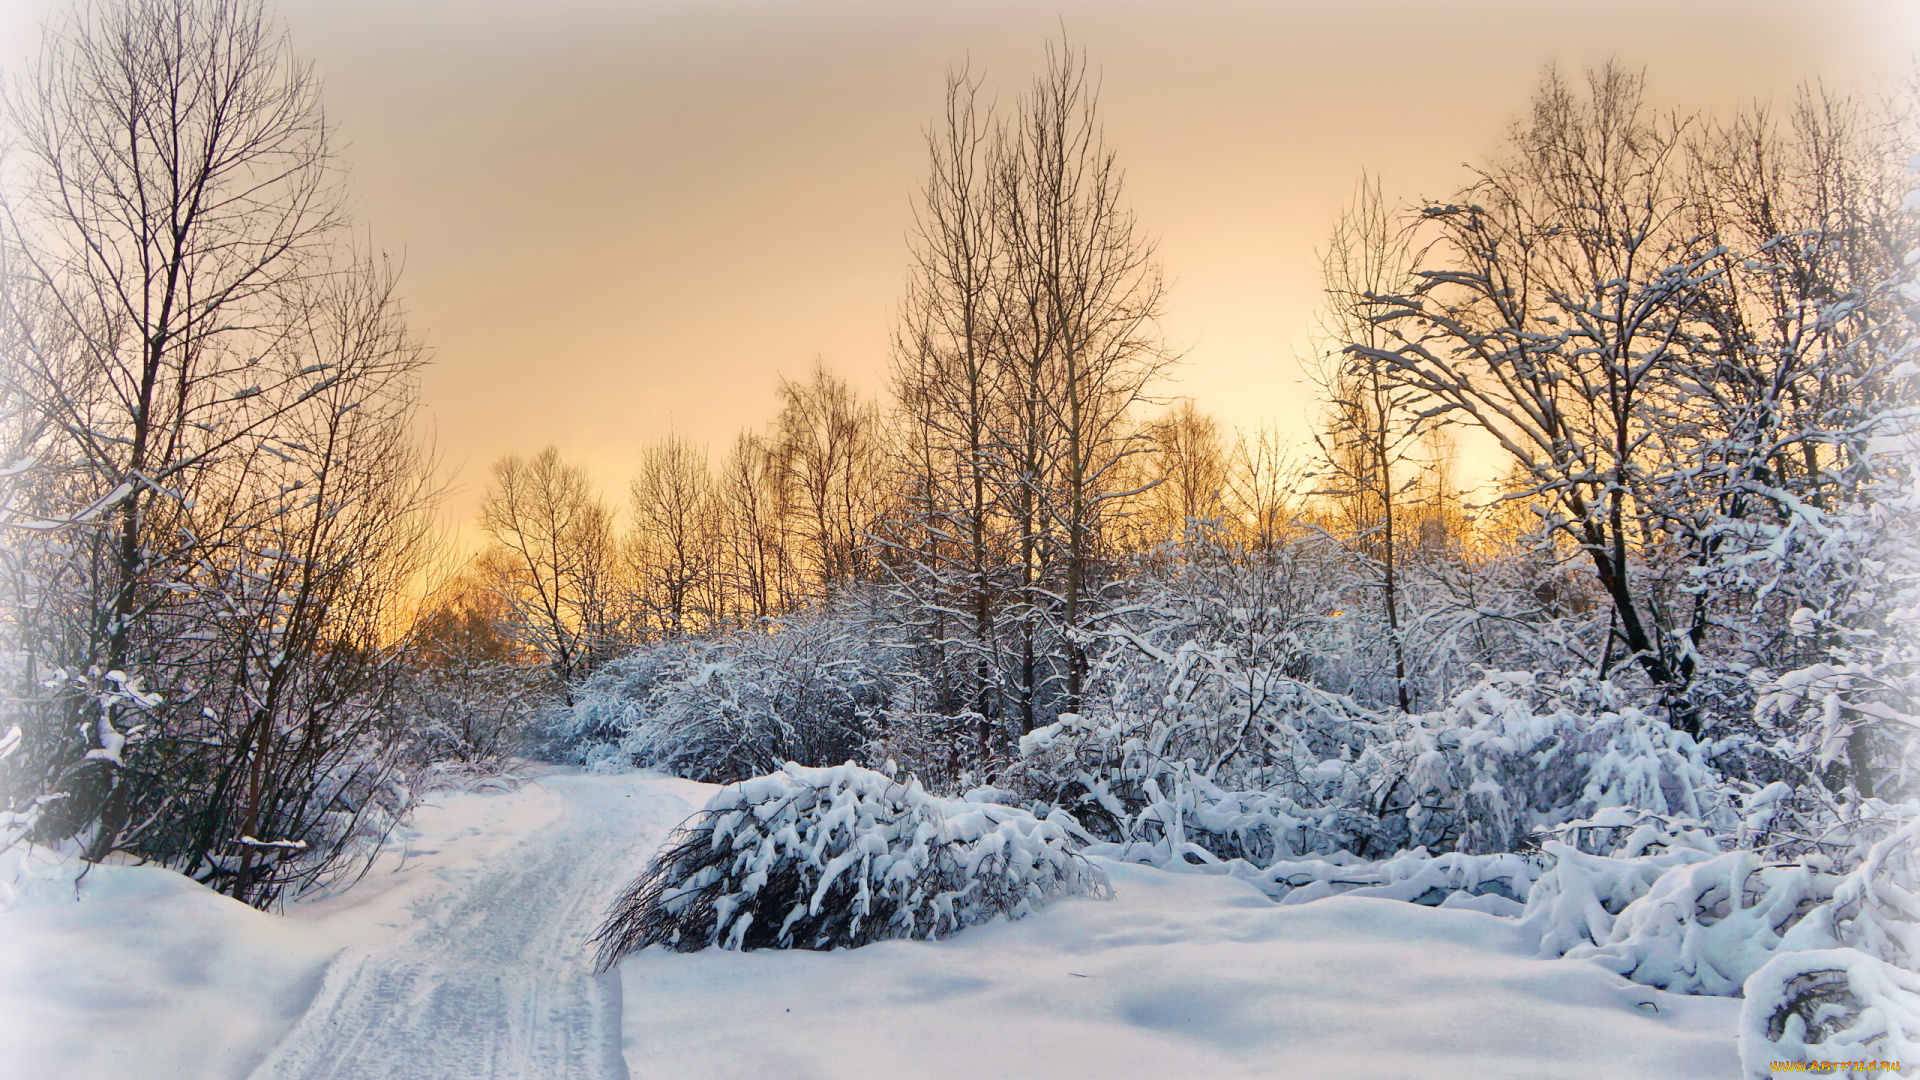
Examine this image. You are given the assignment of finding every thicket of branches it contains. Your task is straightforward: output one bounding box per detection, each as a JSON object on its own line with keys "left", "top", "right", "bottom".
{"left": 0, "top": 0, "right": 440, "bottom": 907}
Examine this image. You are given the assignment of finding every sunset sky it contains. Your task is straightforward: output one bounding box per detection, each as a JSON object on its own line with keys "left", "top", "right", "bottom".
{"left": 3, "top": 0, "right": 1915, "bottom": 531}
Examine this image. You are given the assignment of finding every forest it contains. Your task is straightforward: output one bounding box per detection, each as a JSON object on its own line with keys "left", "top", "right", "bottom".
{"left": 1, "top": 0, "right": 1918, "bottom": 1073}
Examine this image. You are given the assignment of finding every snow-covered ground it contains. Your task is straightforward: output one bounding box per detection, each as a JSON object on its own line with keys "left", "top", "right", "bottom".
{"left": 0, "top": 770, "right": 1744, "bottom": 1080}
{"left": 0, "top": 770, "right": 703, "bottom": 1080}
{"left": 622, "top": 856, "right": 1741, "bottom": 1080}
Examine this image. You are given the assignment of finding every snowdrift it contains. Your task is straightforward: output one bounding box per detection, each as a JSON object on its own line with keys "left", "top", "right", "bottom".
{"left": 0, "top": 844, "right": 337, "bottom": 1080}
{"left": 592, "top": 762, "right": 1108, "bottom": 965}
{"left": 620, "top": 854, "right": 1747, "bottom": 1080}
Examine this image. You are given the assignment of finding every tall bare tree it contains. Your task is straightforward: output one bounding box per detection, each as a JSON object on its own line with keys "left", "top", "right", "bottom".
{"left": 199, "top": 251, "right": 437, "bottom": 902}
{"left": 478, "top": 446, "right": 614, "bottom": 697}
{"left": 888, "top": 65, "right": 1013, "bottom": 747}
{"left": 886, "top": 42, "right": 1172, "bottom": 753}
{"left": 627, "top": 434, "right": 718, "bottom": 637}
{"left": 994, "top": 39, "right": 1171, "bottom": 716}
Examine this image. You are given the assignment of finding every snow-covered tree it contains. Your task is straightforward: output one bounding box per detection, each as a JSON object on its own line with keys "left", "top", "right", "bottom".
{"left": 0, "top": 0, "right": 438, "bottom": 905}
{"left": 1357, "top": 66, "right": 1915, "bottom": 749}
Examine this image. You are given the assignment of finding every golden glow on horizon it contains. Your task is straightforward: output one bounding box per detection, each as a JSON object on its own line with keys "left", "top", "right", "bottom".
{"left": 5, "top": 0, "right": 1910, "bottom": 548}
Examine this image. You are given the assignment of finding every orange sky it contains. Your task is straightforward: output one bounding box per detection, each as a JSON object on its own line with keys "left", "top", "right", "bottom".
{"left": 4, "top": 0, "right": 1915, "bottom": 535}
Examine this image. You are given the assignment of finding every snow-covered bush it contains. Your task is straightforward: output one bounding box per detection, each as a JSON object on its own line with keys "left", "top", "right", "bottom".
{"left": 1014, "top": 666, "right": 1746, "bottom": 868}
{"left": 1008, "top": 675, "right": 1395, "bottom": 858}
{"left": 1738, "top": 949, "right": 1920, "bottom": 1077}
{"left": 550, "top": 603, "right": 902, "bottom": 782}
{"left": 399, "top": 660, "right": 545, "bottom": 765}
{"left": 191, "top": 739, "right": 417, "bottom": 902}
{"left": 1525, "top": 812, "right": 1918, "bottom": 1003}
{"left": 591, "top": 762, "right": 1108, "bottom": 965}
{"left": 540, "top": 637, "right": 700, "bottom": 768}
{"left": 1374, "top": 674, "right": 1742, "bottom": 853}
{"left": 1559, "top": 851, "right": 1845, "bottom": 996}
{"left": 1828, "top": 817, "right": 1920, "bottom": 970}
{"left": 1518, "top": 840, "right": 1720, "bottom": 959}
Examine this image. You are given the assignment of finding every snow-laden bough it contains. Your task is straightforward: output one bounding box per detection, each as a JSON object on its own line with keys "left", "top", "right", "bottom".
{"left": 1737, "top": 949, "right": 1920, "bottom": 1078}
{"left": 591, "top": 762, "right": 1109, "bottom": 967}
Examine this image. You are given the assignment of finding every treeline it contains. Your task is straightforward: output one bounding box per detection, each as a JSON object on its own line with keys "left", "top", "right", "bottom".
{"left": 460, "top": 49, "right": 1181, "bottom": 740}
{"left": 468, "top": 54, "right": 1918, "bottom": 811}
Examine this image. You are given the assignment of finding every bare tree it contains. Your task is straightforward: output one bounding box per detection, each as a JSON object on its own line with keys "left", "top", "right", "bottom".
{"left": 1676, "top": 87, "right": 1915, "bottom": 784}
{"left": 885, "top": 41, "right": 1172, "bottom": 750}
{"left": 197, "top": 251, "right": 437, "bottom": 902}
{"left": 627, "top": 434, "right": 718, "bottom": 637}
{"left": 771, "top": 363, "right": 886, "bottom": 600}
{"left": 714, "top": 430, "right": 790, "bottom": 623}
{"left": 1313, "top": 173, "right": 1425, "bottom": 711}
{"left": 478, "top": 446, "right": 614, "bottom": 697}
{"left": 2, "top": 0, "right": 342, "bottom": 810}
{"left": 887, "top": 65, "right": 1014, "bottom": 751}
{"left": 1356, "top": 65, "right": 1913, "bottom": 737}
{"left": 1222, "top": 426, "right": 1302, "bottom": 555}
{"left": 1132, "top": 399, "right": 1227, "bottom": 551}
{"left": 1356, "top": 66, "right": 1721, "bottom": 729}
{"left": 993, "top": 38, "right": 1172, "bottom": 717}
{"left": 0, "top": 0, "right": 437, "bottom": 904}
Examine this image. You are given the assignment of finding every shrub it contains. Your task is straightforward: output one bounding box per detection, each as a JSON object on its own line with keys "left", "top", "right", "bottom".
{"left": 591, "top": 762, "right": 1108, "bottom": 967}
{"left": 548, "top": 606, "right": 895, "bottom": 782}
{"left": 1013, "top": 670, "right": 1746, "bottom": 866}
{"left": 1738, "top": 949, "right": 1920, "bottom": 1077}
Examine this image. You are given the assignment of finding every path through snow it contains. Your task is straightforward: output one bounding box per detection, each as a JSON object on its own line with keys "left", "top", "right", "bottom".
{"left": 247, "top": 773, "right": 696, "bottom": 1080}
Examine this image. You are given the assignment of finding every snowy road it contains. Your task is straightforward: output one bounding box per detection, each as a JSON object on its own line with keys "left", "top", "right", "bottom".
{"left": 248, "top": 774, "right": 694, "bottom": 1080}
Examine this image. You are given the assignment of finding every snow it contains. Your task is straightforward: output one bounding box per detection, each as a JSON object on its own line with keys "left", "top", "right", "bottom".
{"left": 249, "top": 771, "right": 698, "bottom": 1080}
{"left": 0, "top": 770, "right": 1774, "bottom": 1080}
{"left": 0, "top": 854, "right": 334, "bottom": 1080}
{"left": 0, "top": 767, "right": 674, "bottom": 1080}
{"left": 621, "top": 857, "right": 1741, "bottom": 1080}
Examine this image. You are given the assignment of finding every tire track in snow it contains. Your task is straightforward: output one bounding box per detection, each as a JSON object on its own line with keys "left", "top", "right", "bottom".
{"left": 250, "top": 774, "right": 690, "bottom": 1080}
